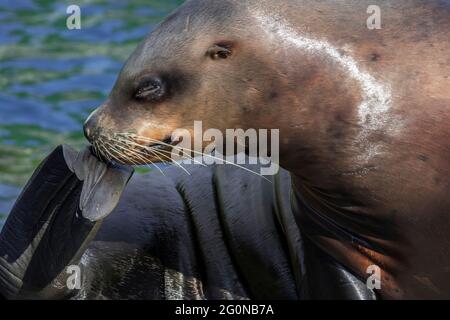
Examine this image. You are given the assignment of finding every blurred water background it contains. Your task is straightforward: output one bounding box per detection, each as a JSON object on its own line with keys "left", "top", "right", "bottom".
{"left": 0, "top": 0, "right": 183, "bottom": 229}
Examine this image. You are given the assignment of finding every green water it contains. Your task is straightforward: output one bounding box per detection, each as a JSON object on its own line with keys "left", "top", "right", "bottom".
{"left": 0, "top": 0, "right": 184, "bottom": 228}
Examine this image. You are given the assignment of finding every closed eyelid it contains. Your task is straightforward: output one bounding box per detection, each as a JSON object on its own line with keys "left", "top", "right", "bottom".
{"left": 133, "top": 76, "right": 166, "bottom": 102}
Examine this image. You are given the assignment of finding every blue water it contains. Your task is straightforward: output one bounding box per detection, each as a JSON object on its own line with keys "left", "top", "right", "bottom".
{"left": 0, "top": 0, "right": 183, "bottom": 229}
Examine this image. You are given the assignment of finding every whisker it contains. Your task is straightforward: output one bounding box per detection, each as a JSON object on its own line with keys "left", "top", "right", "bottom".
{"left": 116, "top": 135, "right": 206, "bottom": 168}
{"left": 115, "top": 141, "right": 167, "bottom": 176}
{"left": 113, "top": 136, "right": 194, "bottom": 170}
{"left": 103, "top": 143, "right": 121, "bottom": 164}
{"left": 121, "top": 133, "right": 271, "bottom": 182}
{"left": 97, "top": 138, "right": 112, "bottom": 162}
{"left": 149, "top": 148, "right": 191, "bottom": 176}
{"left": 106, "top": 140, "right": 166, "bottom": 176}
{"left": 102, "top": 140, "right": 132, "bottom": 164}
{"left": 150, "top": 146, "right": 207, "bottom": 168}
{"left": 112, "top": 137, "right": 191, "bottom": 176}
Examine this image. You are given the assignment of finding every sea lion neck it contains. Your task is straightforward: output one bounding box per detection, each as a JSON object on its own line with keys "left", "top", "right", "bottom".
{"left": 288, "top": 172, "right": 407, "bottom": 299}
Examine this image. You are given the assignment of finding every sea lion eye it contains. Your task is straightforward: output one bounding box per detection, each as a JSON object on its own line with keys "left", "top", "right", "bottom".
{"left": 135, "top": 77, "right": 165, "bottom": 102}
{"left": 207, "top": 44, "right": 232, "bottom": 60}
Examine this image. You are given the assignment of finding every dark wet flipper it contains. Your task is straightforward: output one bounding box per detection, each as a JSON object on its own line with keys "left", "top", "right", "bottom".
{"left": 0, "top": 145, "right": 133, "bottom": 299}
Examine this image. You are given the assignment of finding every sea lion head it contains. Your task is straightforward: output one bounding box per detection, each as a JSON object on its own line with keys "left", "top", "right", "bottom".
{"left": 84, "top": 0, "right": 284, "bottom": 164}
{"left": 83, "top": 0, "right": 364, "bottom": 167}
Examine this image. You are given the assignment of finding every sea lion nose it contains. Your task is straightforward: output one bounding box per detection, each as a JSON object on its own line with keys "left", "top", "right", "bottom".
{"left": 83, "top": 109, "right": 98, "bottom": 142}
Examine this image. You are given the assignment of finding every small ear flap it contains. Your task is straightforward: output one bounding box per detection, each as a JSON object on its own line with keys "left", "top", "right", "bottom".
{"left": 207, "top": 44, "right": 233, "bottom": 60}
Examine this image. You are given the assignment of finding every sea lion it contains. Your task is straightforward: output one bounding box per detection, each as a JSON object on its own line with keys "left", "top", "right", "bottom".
{"left": 83, "top": 0, "right": 450, "bottom": 299}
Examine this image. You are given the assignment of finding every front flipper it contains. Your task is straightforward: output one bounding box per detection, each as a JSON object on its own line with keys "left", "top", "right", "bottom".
{"left": 0, "top": 145, "right": 133, "bottom": 299}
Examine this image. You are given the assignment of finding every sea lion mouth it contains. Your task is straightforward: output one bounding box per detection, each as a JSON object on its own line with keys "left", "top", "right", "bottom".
{"left": 147, "top": 137, "right": 173, "bottom": 149}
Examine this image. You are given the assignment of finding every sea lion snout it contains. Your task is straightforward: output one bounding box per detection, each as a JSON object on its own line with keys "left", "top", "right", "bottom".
{"left": 83, "top": 105, "right": 115, "bottom": 143}
{"left": 83, "top": 109, "right": 100, "bottom": 142}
